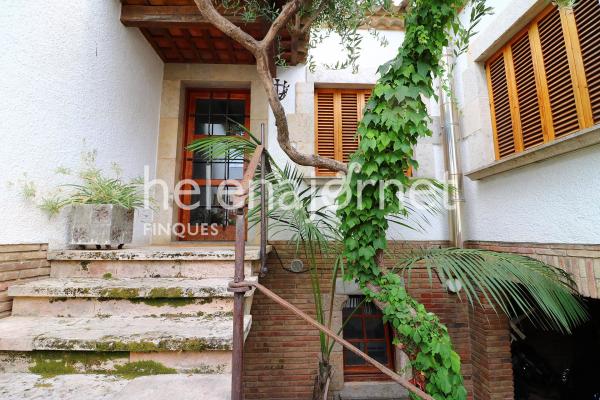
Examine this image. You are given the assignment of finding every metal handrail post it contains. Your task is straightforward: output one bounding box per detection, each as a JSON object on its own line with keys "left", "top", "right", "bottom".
{"left": 231, "top": 208, "right": 247, "bottom": 400}
{"left": 259, "top": 123, "right": 268, "bottom": 276}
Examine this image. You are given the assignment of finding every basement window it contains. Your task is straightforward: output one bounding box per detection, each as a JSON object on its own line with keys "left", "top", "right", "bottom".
{"left": 342, "top": 295, "right": 394, "bottom": 381}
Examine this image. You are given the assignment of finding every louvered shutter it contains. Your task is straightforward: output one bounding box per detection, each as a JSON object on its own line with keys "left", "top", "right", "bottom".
{"left": 315, "top": 89, "right": 371, "bottom": 175}
{"left": 538, "top": 8, "right": 580, "bottom": 138}
{"left": 315, "top": 91, "right": 336, "bottom": 175}
{"left": 488, "top": 56, "right": 516, "bottom": 158}
{"left": 574, "top": 0, "right": 600, "bottom": 123}
{"left": 341, "top": 92, "right": 361, "bottom": 164}
{"left": 512, "top": 33, "right": 545, "bottom": 149}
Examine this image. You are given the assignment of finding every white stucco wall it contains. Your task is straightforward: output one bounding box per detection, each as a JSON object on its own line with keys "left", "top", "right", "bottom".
{"left": 0, "top": 1, "right": 164, "bottom": 247}
{"left": 454, "top": 0, "right": 600, "bottom": 244}
{"left": 267, "top": 29, "right": 449, "bottom": 241}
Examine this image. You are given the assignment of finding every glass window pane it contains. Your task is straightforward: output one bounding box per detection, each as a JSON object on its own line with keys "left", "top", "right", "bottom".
{"left": 192, "top": 162, "right": 209, "bottom": 180}
{"left": 211, "top": 162, "right": 227, "bottom": 180}
{"left": 365, "top": 317, "right": 385, "bottom": 339}
{"left": 229, "top": 100, "right": 245, "bottom": 115}
{"left": 227, "top": 116, "right": 246, "bottom": 136}
{"left": 342, "top": 313, "right": 363, "bottom": 339}
{"left": 189, "top": 187, "right": 237, "bottom": 226}
{"left": 212, "top": 99, "right": 228, "bottom": 114}
{"left": 367, "top": 342, "right": 388, "bottom": 364}
{"left": 194, "top": 99, "right": 211, "bottom": 114}
{"left": 228, "top": 162, "right": 244, "bottom": 180}
{"left": 211, "top": 115, "right": 226, "bottom": 136}
{"left": 195, "top": 114, "right": 210, "bottom": 135}
{"left": 344, "top": 343, "right": 366, "bottom": 366}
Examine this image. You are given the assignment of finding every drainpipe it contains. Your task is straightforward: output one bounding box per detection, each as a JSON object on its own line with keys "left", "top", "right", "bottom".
{"left": 439, "top": 51, "right": 465, "bottom": 249}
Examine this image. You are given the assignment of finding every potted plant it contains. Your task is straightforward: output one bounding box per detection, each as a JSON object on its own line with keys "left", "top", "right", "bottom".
{"left": 61, "top": 173, "right": 143, "bottom": 249}
{"left": 27, "top": 153, "right": 146, "bottom": 250}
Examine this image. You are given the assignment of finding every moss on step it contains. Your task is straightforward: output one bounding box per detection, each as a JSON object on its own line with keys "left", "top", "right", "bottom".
{"left": 188, "top": 364, "right": 226, "bottom": 374}
{"left": 129, "top": 297, "right": 196, "bottom": 308}
{"left": 99, "top": 288, "right": 140, "bottom": 299}
{"left": 111, "top": 361, "right": 176, "bottom": 379}
{"left": 29, "top": 359, "right": 76, "bottom": 378}
{"left": 94, "top": 337, "right": 219, "bottom": 352}
{"left": 102, "top": 273, "right": 113, "bottom": 279}
{"left": 24, "top": 352, "right": 176, "bottom": 379}
{"left": 80, "top": 261, "right": 90, "bottom": 271}
{"left": 147, "top": 287, "right": 185, "bottom": 298}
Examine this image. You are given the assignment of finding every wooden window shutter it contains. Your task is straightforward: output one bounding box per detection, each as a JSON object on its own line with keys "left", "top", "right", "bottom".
{"left": 341, "top": 92, "right": 362, "bottom": 164}
{"left": 315, "top": 89, "right": 371, "bottom": 175}
{"left": 315, "top": 91, "right": 336, "bottom": 175}
{"left": 573, "top": 0, "right": 600, "bottom": 123}
{"left": 538, "top": 7, "right": 581, "bottom": 138}
{"left": 511, "top": 33, "right": 545, "bottom": 149}
{"left": 487, "top": 55, "right": 516, "bottom": 158}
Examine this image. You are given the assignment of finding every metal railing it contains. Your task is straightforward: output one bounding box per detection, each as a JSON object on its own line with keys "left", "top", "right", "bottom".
{"left": 228, "top": 125, "right": 433, "bottom": 400}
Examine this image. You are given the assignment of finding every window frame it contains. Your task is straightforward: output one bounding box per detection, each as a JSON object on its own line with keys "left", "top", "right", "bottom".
{"left": 178, "top": 89, "right": 251, "bottom": 241}
{"left": 485, "top": 3, "right": 594, "bottom": 160}
{"left": 314, "top": 88, "right": 372, "bottom": 176}
{"left": 342, "top": 296, "right": 395, "bottom": 382}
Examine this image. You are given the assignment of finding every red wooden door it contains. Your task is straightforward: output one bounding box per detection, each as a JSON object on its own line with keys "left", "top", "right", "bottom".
{"left": 179, "top": 89, "right": 250, "bottom": 241}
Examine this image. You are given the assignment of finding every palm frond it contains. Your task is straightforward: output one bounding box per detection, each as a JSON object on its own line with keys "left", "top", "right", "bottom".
{"left": 186, "top": 135, "right": 257, "bottom": 162}
{"left": 395, "top": 248, "right": 588, "bottom": 333}
{"left": 249, "top": 162, "right": 342, "bottom": 254}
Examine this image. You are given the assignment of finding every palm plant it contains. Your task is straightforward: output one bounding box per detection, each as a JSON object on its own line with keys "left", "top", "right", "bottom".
{"left": 188, "top": 132, "right": 586, "bottom": 399}
{"left": 189, "top": 133, "right": 343, "bottom": 398}
{"left": 36, "top": 161, "right": 145, "bottom": 217}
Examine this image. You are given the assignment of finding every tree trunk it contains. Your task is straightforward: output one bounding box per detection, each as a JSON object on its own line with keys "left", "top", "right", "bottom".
{"left": 312, "top": 360, "right": 332, "bottom": 400}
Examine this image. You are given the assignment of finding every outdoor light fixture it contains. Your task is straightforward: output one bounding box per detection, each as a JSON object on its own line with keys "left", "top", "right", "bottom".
{"left": 445, "top": 278, "right": 463, "bottom": 293}
{"left": 281, "top": 259, "right": 308, "bottom": 274}
{"left": 273, "top": 78, "right": 290, "bottom": 100}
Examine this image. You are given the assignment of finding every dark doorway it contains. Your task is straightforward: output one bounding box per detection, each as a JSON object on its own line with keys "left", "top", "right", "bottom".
{"left": 512, "top": 298, "right": 600, "bottom": 400}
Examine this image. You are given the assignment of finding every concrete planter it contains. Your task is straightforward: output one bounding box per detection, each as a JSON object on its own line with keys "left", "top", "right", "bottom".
{"left": 67, "top": 204, "right": 134, "bottom": 248}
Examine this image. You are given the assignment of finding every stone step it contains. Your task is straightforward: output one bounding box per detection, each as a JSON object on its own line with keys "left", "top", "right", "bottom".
{"left": 0, "top": 350, "right": 233, "bottom": 375}
{"left": 48, "top": 246, "right": 267, "bottom": 279}
{"left": 8, "top": 277, "right": 256, "bottom": 299}
{"left": 9, "top": 277, "right": 256, "bottom": 318}
{"left": 0, "top": 373, "right": 231, "bottom": 400}
{"left": 0, "top": 315, "right": 252, "bottom": 352}
{"left": 337, "top": 382, "right": 409, "bottom": 400}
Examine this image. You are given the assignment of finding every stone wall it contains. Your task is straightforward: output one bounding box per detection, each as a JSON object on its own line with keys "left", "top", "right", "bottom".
{"left": 153, "top": 64, "right": 270, "bottom": 245}
{"left": 0, "top": 244, "right": 49, "bottom": 318}
{"left": 244, "top": 241, "right": 515, "bottom": 400}
{"left": 466, "top": 241, "right": 600, "bottom": 299}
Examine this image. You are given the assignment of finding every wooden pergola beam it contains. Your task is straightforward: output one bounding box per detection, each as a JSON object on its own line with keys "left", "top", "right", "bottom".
{"left": 121, "top": 5, "right": 252, "bottom": 28}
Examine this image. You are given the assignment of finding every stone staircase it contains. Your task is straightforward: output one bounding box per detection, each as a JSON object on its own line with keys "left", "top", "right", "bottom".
{"left": 0, "top": 246, "right": 264, "bottom": 400}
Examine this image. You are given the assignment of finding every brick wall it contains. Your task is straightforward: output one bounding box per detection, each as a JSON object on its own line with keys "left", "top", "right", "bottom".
{"left": 469, "top": 301, "right": 513, "bottom": 400}
{"left": 466, "top": 241, "right": 600, "bottom": 299}
{"left": 0, "top": 244, "right": 50, "bottom": 318}
{"left": 244, "top": 241, "right": 513, "bottom": 400}
{"left": 245, "top": 240, "right": 600, "bottom": 399}
{"left": 244, "top": 242, "right": 336, "bottom": 399}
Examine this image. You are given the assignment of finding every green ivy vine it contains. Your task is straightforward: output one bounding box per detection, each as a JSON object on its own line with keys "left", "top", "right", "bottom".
{"left": 337, "top": 1, "right": 469, "bottom": 398}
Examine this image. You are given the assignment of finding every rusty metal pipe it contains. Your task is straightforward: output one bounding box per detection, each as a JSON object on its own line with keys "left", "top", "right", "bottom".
{"left": 231, "top": 208, "right": 247, "bottom": 400}
{"left": 259, "top": 123, "right": 268, "bottom": 276}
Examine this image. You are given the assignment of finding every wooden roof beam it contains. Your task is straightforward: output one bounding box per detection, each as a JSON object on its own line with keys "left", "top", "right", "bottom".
{"left": 121, "top": 5, "right": 252, "bottom": 28}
